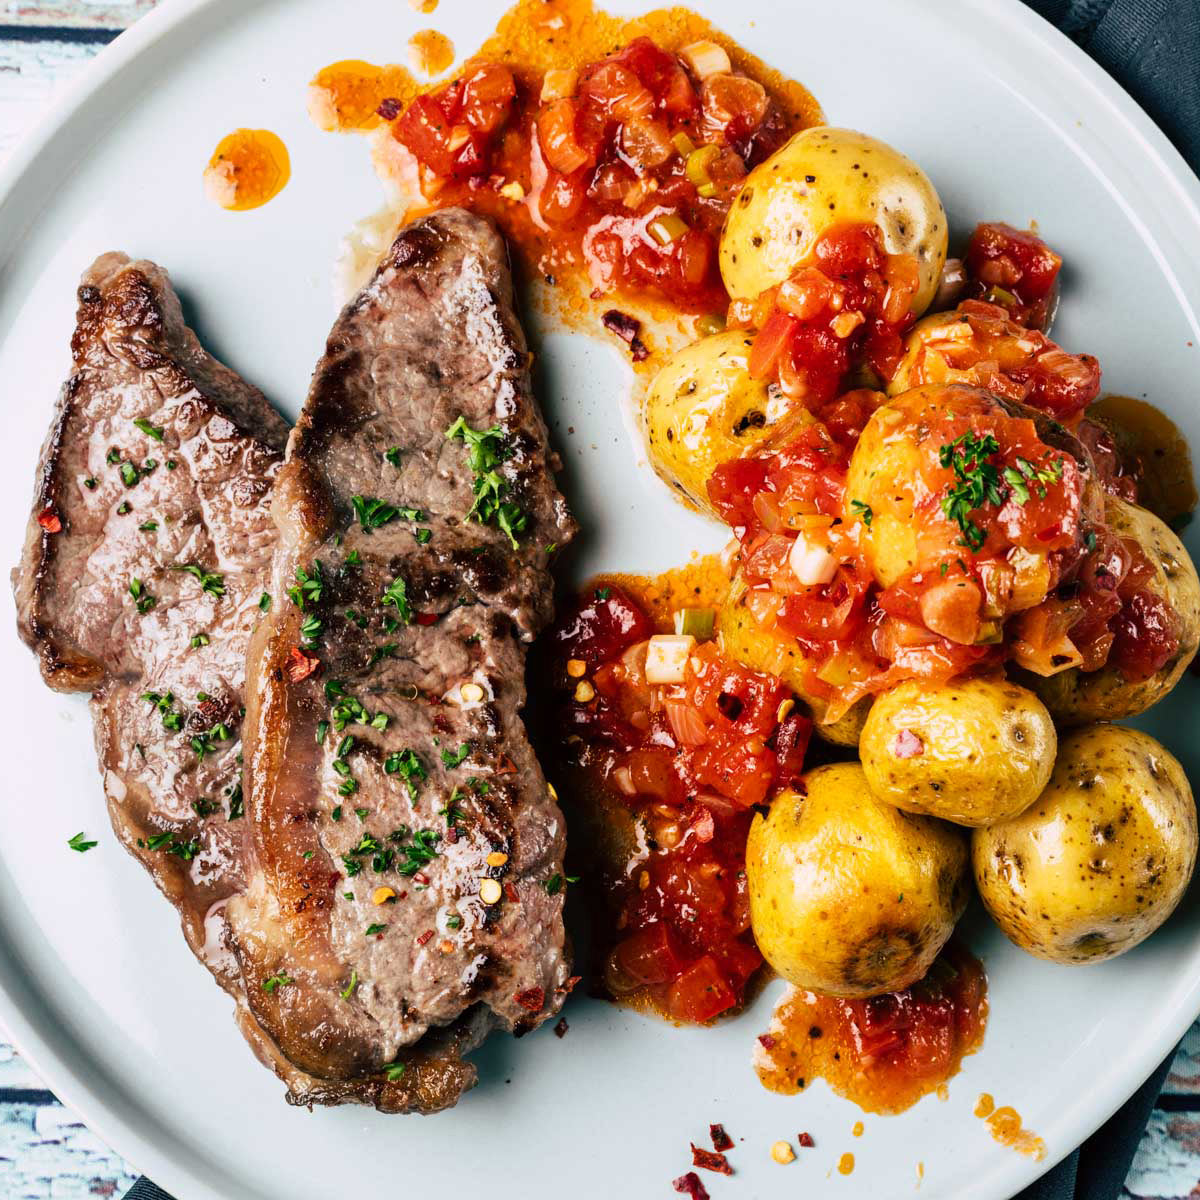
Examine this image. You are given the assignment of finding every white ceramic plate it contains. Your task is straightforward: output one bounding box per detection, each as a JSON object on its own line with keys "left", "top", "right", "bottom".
{"left": 2, "top": 1, "right": 1199, "bottom": 1197}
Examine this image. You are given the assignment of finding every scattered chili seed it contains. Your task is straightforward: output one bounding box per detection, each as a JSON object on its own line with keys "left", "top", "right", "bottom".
{"left": 486, "top": 850, "right": 509, "bottom": 867}
{"left": 770, "top": 1140, "right": 795, "bottom": 1165}
{"left": 479, "top": 878, "right": 502, "bottom": 904}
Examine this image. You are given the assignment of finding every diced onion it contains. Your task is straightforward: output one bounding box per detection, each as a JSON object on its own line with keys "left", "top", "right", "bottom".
{"left": 671, "top": 131, "right": 697, "bottom": 157}
{"left": 685, "top": 144, "right": 720, "bottom": 188}
{"left": 680, "top": 40, "right": 731, "bottom": 80}
{"left": 645, "top": 634, "right": 695, "bottom": 683}
{"left": 788, "top": 533, "right": 838, "bottom": 586}
{"left": 664, "top": 700, "right": 710, "bottom": 746}
{"left": 647, "top": 212, "right": 689, "bottom": 245}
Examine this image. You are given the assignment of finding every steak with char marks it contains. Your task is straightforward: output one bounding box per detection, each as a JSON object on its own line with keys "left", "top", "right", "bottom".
{"left": 232, "top": 208, "right": 576, "bottom": 1113}
{"left": 13, "top": 252, "right": 287, "bottom": 992}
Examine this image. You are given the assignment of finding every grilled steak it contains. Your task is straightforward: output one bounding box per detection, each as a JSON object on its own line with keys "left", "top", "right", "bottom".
{"left": 13, "top": 252, "right": 287, "bottom": 990}
{"left": 232, "top": 208, "right": 576, "bottom": 1113}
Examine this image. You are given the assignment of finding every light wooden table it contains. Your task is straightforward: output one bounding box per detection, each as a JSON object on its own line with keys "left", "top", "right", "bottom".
{"left": 2, "top": 3, "right": 1200, "bottom": 1197}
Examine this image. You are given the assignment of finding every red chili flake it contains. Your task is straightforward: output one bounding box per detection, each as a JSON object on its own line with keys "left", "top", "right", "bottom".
{"left": 504, "top": 881, "right": 520, "bottom": 903}
{"left": 672, "top": 1172, "right": 710, "bottom": 1200}
{"left": 553, "top": 1017, "right": 568, "bottom": 1038}
{"left": 497, "top": 755, "right": 517, "bottom": 775}
{"left": 690, "top": 1146, "right": 732, "bottom": 1176}
{"left": 601, "top": 309, "right": 649, "bottom": 362}
{"left": 709, "top": 1124, "right": 733, "bottom": 1152}
{"left": 797, "top": 1132, "right": 815, "bottom": 1148}
{"left": 757, "top": 1033, "right": 776, "bottom": 1050}
{"left": 286, "top": 646, "right": 321, "bottom": 682}
{"left": 891, "top": 728, "right": 924, "bottom": 759}
{"left": 514, "top": 986, "right": 544, "bottom": 1013}
{"left": 555, "top": 974, "right": 582, "bottom": 997}
{"left": 415, "top": 612, "right": 439, "bottom": 626}
{"left": 376, "top": 97, "right": 402, "bottom": 121}
{"left": 36, "top": 507, "right": 62, "bottom": 534}
{"left": 415, "top": 929, "right": 434, "bottom": 946}
{"left": 690, "top": 807, "right": 715, "bottom": 844}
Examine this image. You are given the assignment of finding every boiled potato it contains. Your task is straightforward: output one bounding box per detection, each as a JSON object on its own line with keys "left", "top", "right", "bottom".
{"left": 860, "top": 678, "right": 1056, "bottom": 827}
{"left": 643, "top": 330, "right": 784, "bottom": 512}
{"left": 1031, "top": 496, "right": 1200, "bottom": 723}
{"left": 717, "top": 572, "right": 869, "bottom": 745}
{"left": 747, "top": 764, "right": 970, "bottom": 996}
{"left": 973, "top": 725, "right": 1197, "bottom": 963}
{"left": 720, "top": 127, "right": 948, "bottom": 315}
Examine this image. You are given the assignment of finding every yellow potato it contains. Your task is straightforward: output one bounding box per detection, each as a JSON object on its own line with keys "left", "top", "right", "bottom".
{"left": 643, "top": 330, "right": 783, "bottom": 512}
{"left": 860, "top": 678, "right": 1056, "bottom": 827}
{"left": 973, "top": 725, "right": 1197, "bottom": 964}
{"left": 1030, "top": 496, "right": 1200, "bottom": 723}
{"left": 720, "top": 127, "right": 947, "bottom": 314}
{"left": 747, "top": 764, "right": 970, "bottom": 996}
{"left": 717, "top": 573, "right": 869, "bottom": 745}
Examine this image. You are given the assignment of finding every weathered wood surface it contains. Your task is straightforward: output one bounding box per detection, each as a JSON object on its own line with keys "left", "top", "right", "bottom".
{"left": 2, "top": 2, "right": 1200, "bottom": 1198}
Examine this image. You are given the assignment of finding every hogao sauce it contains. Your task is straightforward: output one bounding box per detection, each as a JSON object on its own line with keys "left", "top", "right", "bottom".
{"left": 755, "top": 942, "right": 988, "bottom": 1115}
{"left": 203, "top": 129, "right": 290, "bottom": 211}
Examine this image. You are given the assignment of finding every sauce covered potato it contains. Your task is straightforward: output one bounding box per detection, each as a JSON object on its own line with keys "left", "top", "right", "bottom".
{"left": 1030, "top": 496, "right": 1200, "bottom": 723}
{"left": 973, "top": 725, "right": 1197, "bottom": 964}
{"left": 720, "top": 127, "right": 948, "bottom": 315}
{"left": 718, "top": 571, "right": 870, "bottom": 744}
{"left": 643, "top": 330, "right": 784, "bottom": 512}
{"left": 747, "top": 764, "right": 970, "bottom": 996}
{"left": 860, "top": 678, "right": 1056, "bottom": 827}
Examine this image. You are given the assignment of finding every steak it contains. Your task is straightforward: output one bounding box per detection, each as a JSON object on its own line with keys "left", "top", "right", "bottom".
{"left": 232, "top": 208, "right": 576, "bottom": 1113}
{"left": 13, "top": 252, "right": 287, "bottom": 991}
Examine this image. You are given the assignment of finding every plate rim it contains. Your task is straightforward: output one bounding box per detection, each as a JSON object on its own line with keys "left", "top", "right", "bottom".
{"left": 1, "top": 1, "right": 1200, "bottom": 1196}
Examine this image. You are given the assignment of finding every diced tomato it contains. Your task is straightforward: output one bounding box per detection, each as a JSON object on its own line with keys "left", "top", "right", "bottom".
{"left": 667, "top": 955, "right": 737, "bottom": 1023}
{"left": 394, "top": 93, "right": 457, "bottom": 175}
{"left": 965, "top": 221, "right": 1062, "bottom": 329}
{"left": 552, "top": 586, "right": 654, "bottom": 667}
{"left": 612, "top": 924, "right": 689, "bottom": 986}
{"left": 536, "top": 99, "right": 594, "bottom": 175}
{"left": 748, "top": 311, "right": 799, "bottom": 379}
{"left": 461, "top": 63, "right": 516, "bottom": 134}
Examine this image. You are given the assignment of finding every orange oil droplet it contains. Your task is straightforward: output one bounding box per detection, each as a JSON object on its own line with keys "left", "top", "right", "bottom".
{"left": 974, "top": 1092, "right": 995, "bottom": 1118}
{"left": 409, "top": 0, "right": 439, "bottom": 11}
{"left": 204, "top": 129, "right": 290, "bottom": 211}
{"left": 408, "top": 29, "right": 455, "bottom": 76}
{"left": 851, "top": 1121, "right": 864, "bottom": 1137}
{"left": 837, "top": 1152, "right": 855, "bottom": 1175}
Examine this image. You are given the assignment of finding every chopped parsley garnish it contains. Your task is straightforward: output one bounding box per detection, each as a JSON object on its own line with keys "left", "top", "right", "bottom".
{"left": 440, "top": 743, "right": 472, "bottom": 769}
{"left": 138, "top": 520, "right": 158, "bottom": 532}
{"left": 106, "top": 447, "right": 121, "bottom": 465}
{"left": 384, "top": 447, "right": 402, "bottom": 467}
{"left": 259, "top": 592, "right": 271, "bottom": 612}
{"left": 380, "top": 575, "right": 412, "bottom": 624}
{"left": 938, "top": 432, "right": 1003, "bottom": 552}
{"left": 116, "top": 501, "right": 131, "bottom": 515}
{"left": 365, "top": 923, "right": 387, "bottom": 936}
{"left": 368, "top": 642, "right": 398, "bottom": 668}
{"left": 850, "top": 499, "right": 873, "bottom": 527}
{"left": 142, "top": 690, "right": 182, "bottom": 730}
{"left": 344, "top": 549, "right": 362, "bottom": 568}
{"left": 141, "top": 831, "right": 200, "bottom": 860}
{"left": 192, "top": 798, "right": 219, "bottom": 818}
{"left": 83, "top": 477, "right": 97, "bottom": 490}
{"left": 288, "top": 562, "right": 324, "bottom": 608}
{"left": 332, "top": 805, "right": 343, "bottom": 822}
{"left": 414, "top": 528, "right": 432, "bottom": 545}
{"left": 351, "top": 495, "right": 401, "bottom": 531}
{"left": 316, "top": 720, "right": 330, "bottom": 744}
{"left": 340, "top": 970, "right": 358, "bottom": 1000}
{"left": 1085, "top": 530, "right": 1098, "bottom": 552}
{"left": 67, "top": 832, "right": 97, "bottom": 853}
{"left": 544, "top": 872, "right": 580, "bottom": 895}
{"left": 133, "top": 418, "right": 165, "bottom": 442}
{"left": 444, "top": 416, "right": 528, "bottom": 549}
{"left": 355, "top": 806, "right": 369, "bottom": 821}
{"left": 594, "top": 587, "right": 611, "bottom": 602}
{"left": 396, "top": 829, "right": 441, "bottom": 876}
{"left": 129, "top": 577, "right": 157, "bottom": 614}
{"left": 385, "top": 1062, "right": 406, "bottom": 1081}
{"left": 119, "top": 461, "right": 140, "bottom": 487}
{"left": 384, "top": 748, "right": 426, "bottom": 799}
{"left": 227, "top": 782, "right": 245, "bottom": 820}
{"left": 261, "top": 973, "right": 293, "bottom": 993}
{"left": 190, "top": 632, "right": 210, "bottom": 649}
{"left": 173, "top": 563, "right": 225, "bottom": 597}
{"left": 300, "top": 614, "right": 323, "bottom": 646}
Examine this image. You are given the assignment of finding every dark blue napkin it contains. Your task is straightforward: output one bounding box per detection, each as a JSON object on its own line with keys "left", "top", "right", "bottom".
{"left": 119, "top": 2, "right": 1198, "bottom": 1198}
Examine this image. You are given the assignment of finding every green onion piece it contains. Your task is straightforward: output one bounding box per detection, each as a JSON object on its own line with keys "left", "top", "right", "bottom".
{"left": 673, "top": 608, "right": 715, "bottom": 640}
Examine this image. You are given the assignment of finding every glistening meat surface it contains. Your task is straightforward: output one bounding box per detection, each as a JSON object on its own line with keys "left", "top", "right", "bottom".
{"left": 13, "top": 252, "right": 287, "bottom": 991}
{"left": 232, "top": 208, "right": 576, "bottom": 1113}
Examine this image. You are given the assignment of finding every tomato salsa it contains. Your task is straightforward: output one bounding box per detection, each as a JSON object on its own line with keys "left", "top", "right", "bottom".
{"left": 756, "top": 942, "right": 988, "bottom": 1114}
{"left": 546, "top": 576, "right": 811, "bottom": 1023}
{"left": 379, "top": 31, "right": 803, "bottom": 314}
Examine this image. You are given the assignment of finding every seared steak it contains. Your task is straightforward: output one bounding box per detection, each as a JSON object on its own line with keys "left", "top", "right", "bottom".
{"left": 233, "top": 208, "right": 576, "bottom": 1113}
{"left": 13, "top": 253, "right": 287, "bottom": 988}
